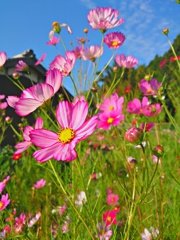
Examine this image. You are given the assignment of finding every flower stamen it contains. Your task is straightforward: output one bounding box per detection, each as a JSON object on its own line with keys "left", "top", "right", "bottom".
{"left": 58, "top": 128, "right": 75, "bottom": 144}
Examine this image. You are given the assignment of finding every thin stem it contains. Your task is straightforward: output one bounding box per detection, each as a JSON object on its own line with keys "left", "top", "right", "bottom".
{"left": 48, "top": 160, "right": 95, "bottom": 240}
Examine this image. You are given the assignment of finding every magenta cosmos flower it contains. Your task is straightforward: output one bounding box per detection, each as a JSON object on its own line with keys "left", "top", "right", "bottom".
{"left": 107, "top": 193, "right": 119, "bottom": 206}
{"left": 47, "top": 31, "right": 60, "bottom": 46}
{"left": 33, "top": 179, "right": 46, "bottom": 189}
{"left": 15, "top": 60, "right": 28, "bottom": 72}
{"left": 7, "top": 69, "right": 62, "bottom": 116}
{"left": 103, "top": 210, "right": 117, "bottom": 226}
{"left": 139, "top": 79, "right": 162, "bottom": 96}
{"left": 97, "top": 110, "right": 124, "bottom": 130}
{"left": 0, "top": 51, "right": 7, "bottom": 68}
{"left": 104, "top": 32, "right": 126, "bottom": 49}
{"left": 99, "top": 93, "right": 124, "bottom": 114}
{"left": 115, "top": 54, "right": 138, "bottom": 68}
{"left": 80, "top": 45, "right": 103, "bottom": 62}
{"left": 127, "top": 97, "right": 149, "bottom": 115}
{"left": 87, "top": 7, "right": 124, "bottom": 33}
{"left": 0, "top": 176, "right": 10, "bottom": 194}
{"left": 14, "top": 117, "right": 43, "bottom": 154}
{"left": 0, "top": 194, "right": 10, "bottom": 211}
{"left": 127, "top": 97, "right": 162, "bottom": 117}
{"left": 50, "top": 51, "right": 76, "bottom": 76}
{"left": 0, "top": 94, "right": 8, "bottom": 109}
{"left": 30, "top": 100, "right": 98, "bottom": 162}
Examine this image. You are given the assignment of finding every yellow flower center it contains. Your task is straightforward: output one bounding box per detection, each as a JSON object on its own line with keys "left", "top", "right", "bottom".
{"left": 109, "top": 106, "right": 114, "bottom": 111}
{"left": 112, "top": 41, "right": 119, "bottom": 46}
{"left": 107, "top": 216, "right": 112, "bottom": 222}
{"left": 0, "top": 202, "right": 4, "bottom": 209}
{"left": 107, "top": 117, "right": 114, "bottom": 124}
{"left": 58, "top": 128, "right": 75, "bottom": 144}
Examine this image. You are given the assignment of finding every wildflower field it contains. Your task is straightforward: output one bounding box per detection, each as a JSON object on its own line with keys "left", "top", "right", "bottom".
{"left": 1, "top": 5, "right": 180, "bottom": 240}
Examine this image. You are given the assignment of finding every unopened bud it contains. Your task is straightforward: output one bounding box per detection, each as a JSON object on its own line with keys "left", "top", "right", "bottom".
{"left": 124, "top": 127, "right": 143, "bottom": 143}
{"left": 83, "top": 28, "right": 88, "bottom": 34}
{"left": 162, "top": 28, "right": 169, "bottom": 35}
{"left": 13, "top": 72, "right": 19, "bottom": 80}
{"left": 153, "top": 144, "right": 164, "bottom": 157}
{"left": 113, "top": 66, "right": 118, "bottom": 72}
{"left": 5, "top": 116, "right": 11, "bottom": 123}
{"left": 52, "top": 22, "right": 61, "bottom": 33}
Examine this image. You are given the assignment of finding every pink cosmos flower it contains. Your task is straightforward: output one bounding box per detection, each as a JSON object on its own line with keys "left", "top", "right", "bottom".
{"left": 7, "top": 69, "right": 62, "bottom": 116}
{"left": 50, "top": 51, "right": 76, "bottom": 76}
{"left": 159, "top": 59, "right": 166, "bottom": 67}
{"left": 140, "top": 228, "right": 152, "bottom": 240}
{"left": 99, "top": 93, "right": 124, "bottom": 114}
{"left": 47, "top": 36, "right": 60, "bottom": 45}
{"left": 33, "top": 179, "right": 46, "bottom": 189}
{"left": 35, "top": 53, "right": 46, "bottom": 66}
{"left": 139, "top": 79, "right": 162, "bottom": 96}
{"left": 169, "top": 56, "right": 180, "bottom": 62}
{"left": 104, "top": 32, "right": 126, "bottom": 49}
{"left": 106, "top": 193, "right": 119, "bottom": 206}
{"left": 96, "top": 223, "right": 113, "bottom": 240}
{"left": 14, "top": 117, "right": 43, "bottom": 154}
{"left": 30, "top": 100, "right": 98, "bottom": 162}
{"left": 127, "top": 97, "right": 149, "bottom": 115}
{"left": 28, "top": 212, "right": 41, "bottom": 228}
{"left": 0, "top": 176, "right": 10, "bottom": 194}
{"left": 0, "top": 51, "right": 6, "bottom": 68}
{"left": 115, "top": 54, "right": 138, "bottom": 68}
{"left": 0, "top": 194, "right": 10, "bottom": 211}
{"left": 0, "top": 95, "right": 5, "bottom": 100}
{"left": 14, "top": 213, "right": 26, "bottom": 234}
{"left": 97, "top": 110, "right": 124, "bottom": 130}
{"left": 15, "top": 60, "right": 28, "bottom": 72}
{"left": 73, "top": 46, "right": 83, "bottom": 59}
{"left": 0, "top": 102, "right": 8, "bottom": 109}
{"left": 143, "top": 103, "right": 162, "bottom": 117}
{"left": 87, "top": 7, "right": 124, "bottom": 32}
{"left": 80, "top": 45, "right": 103, "bottom": 62}
{"left": 103, "top": 210, "right": 117, "bottom": 226}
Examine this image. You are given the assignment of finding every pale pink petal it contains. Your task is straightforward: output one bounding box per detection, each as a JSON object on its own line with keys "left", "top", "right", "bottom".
{"left": 71, "top": 101, "right": 88, "bottom": 129}
{"left": 34, "top": 117, "right": 44, "bottom": 129}
{"left": 46, "top": 69, "right": 62, "bottom": 94}
{"left": 28, "top": 83, "right": 54, "bottom": 102}
{"left": 33, "top": 143, "right": 61, "bottom": 162}
{"left": 56, "top": 101, "right": 73, "bottom": 128}
{"left": 30, "top": 129, "right": 58, "bottom": 148}
{"left": 15, "top": 99, "right": 43, "bottom": 116}
{"left": 14, "top": 141, "right": 32, "bottom": 154}
{"left": 6, "top": 96, "right": 19, "bottom": 108}
{"left": 75, "top": 116, "right": 98, "bottom": 140}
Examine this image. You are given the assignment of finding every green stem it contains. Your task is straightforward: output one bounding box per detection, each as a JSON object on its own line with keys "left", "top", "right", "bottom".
{"left": 123, "top": 169, "right": 137, "bottom": 240}
{"left": 167, "top": 36, "right": 180, "bottom": 71}
{"left": 48, "top": 160, "right": 95, "bottom": 240}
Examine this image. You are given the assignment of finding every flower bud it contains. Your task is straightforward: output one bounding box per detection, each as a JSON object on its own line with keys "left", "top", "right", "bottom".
{"left": 113, "top": 66, "right": 118, "bottom": 72}
{"left": 5, "top": 116, "right": 11, "bottom": 123}
{"left": 162, "top": 28, "right": 169, "bottom": 35}
{"left": 83, "top": 28, "right": 88, "bottom": 34}
{"left": 12, "top": 72, "right": 19, "bottom": 80}
{"left": 52, "top": 22, "right": 61, "bottom": 33}
{"left": 124, "top": 127, "right": 143, "bottom": 143}
{"left": 153, "top": 144, "right": 164, "bottom": 157}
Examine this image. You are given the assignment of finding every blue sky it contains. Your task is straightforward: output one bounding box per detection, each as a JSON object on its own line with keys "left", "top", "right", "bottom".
{"left": 0, "top": 0, "right": 180, "bottom": 94}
